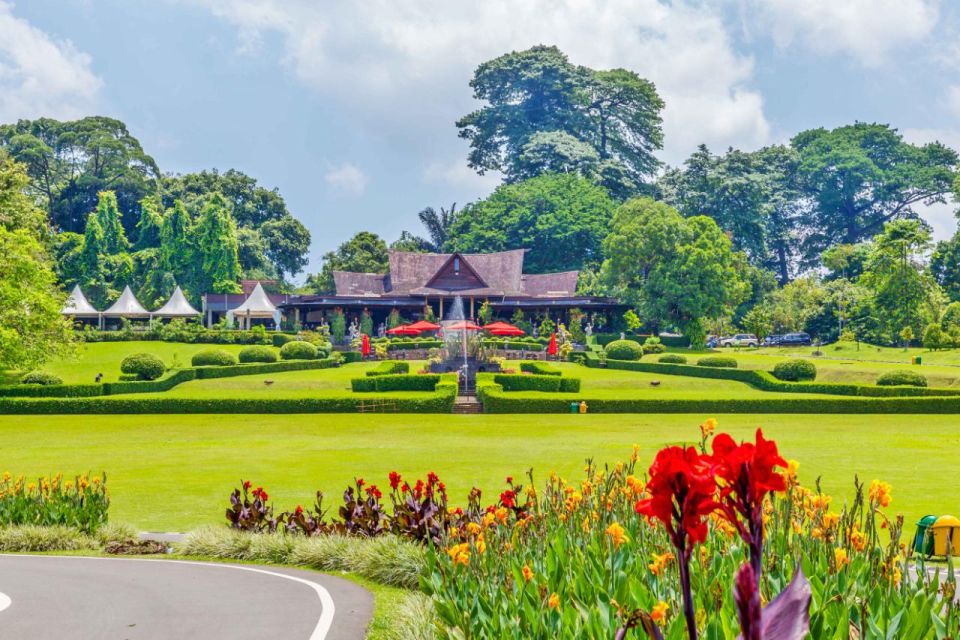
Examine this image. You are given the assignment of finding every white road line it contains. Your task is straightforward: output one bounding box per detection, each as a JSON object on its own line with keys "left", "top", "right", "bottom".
{"left": 0, "top": 592, "right": 10, "bottom": 613}
{"left": 0, "top": 555, "right": 335, "bottom": 639}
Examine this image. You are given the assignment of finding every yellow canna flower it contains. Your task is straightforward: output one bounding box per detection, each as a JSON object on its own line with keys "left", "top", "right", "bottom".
{"left": 651, "top": 600, "right": 669, "bottom": 623}
{"left": 605, "top": 522, "right": 629, "bottom": 548}
{"left": 548, "top": 593, "right": 560, "bottom": 610}
{"left": 834, "top": 547, "right": 849, "bottom": 569}
{"left": 522, "top": 565, "right": 534, "bottom": 582}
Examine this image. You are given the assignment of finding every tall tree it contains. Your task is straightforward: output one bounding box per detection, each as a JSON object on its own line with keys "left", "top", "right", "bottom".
{"left": 194, "top": 194, "right": 241, "bottom": 293}
{"left": 446, "top": 173, "right": 615, "bottom": 273}
{"left": 601, "top": 197, "right": 750, "bottom": 336}
{"left": 92, "top": 191, "right": 129, "bottom": 255}
{"left": 931, "top": 231, "right": 960, "bottom": 303}
{"left": 160, "top": 200, "right": 194, "bottom": 287}
{"left": 309, "top": 231, "right": 389, "bottom": 294}
{"left": 456, "top": 46, "right": 663, "bottom": 189}
{"left": 792, "top": 123, "right": 958, "bottom": 259}
{"left": 417, "top": 203, "right": 459, "bottom": 252}
{"left": 134, "top": 197, "right": 163, "bottom": 250}
{"left": 0, "top": 153, "right": 74, "bottom": 370}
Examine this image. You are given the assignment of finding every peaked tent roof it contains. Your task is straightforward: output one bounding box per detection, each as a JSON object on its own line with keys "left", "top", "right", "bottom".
{"left": 62, "top": 285, "right": 99, "bottom": 316}
{"left": 152, "top": 286, "right": 200, "bottom": 317}
{"left": 101, "top": 286, "right": 150, "bottom": 317}
{"left": 232, "top": 282, "right": 278, "bottom": 317}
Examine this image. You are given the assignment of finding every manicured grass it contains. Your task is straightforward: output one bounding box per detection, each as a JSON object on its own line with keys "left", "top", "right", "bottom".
{"left": 1, "top": 341, "right": 256, "bottom": 385}
{"left": 0, "top": 413, "right": 953, "bottom": 532}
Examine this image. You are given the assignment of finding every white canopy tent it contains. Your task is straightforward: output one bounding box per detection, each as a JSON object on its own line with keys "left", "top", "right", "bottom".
{"left": 226, "top": 282, "right": 281, "bottom": 329}
{"left": 100, "top": 286, "right": 150, "bottom": 330}
{"left": 151, "top": 286, "right": 200, "bottom": 319}
{"left": 61, "top": 285, "right": 100, "bottom": 317}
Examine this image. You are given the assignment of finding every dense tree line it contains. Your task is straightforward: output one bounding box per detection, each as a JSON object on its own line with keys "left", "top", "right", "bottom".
{"left": 0, "top": 117, "right": 311, "bottom": 306}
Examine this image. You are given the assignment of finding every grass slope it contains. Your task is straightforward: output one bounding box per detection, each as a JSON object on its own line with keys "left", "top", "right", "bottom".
{"left": 0, "top": 413, "right": 953, "bottom": 532}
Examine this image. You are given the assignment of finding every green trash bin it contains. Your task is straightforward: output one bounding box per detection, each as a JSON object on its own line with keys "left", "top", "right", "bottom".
{"left": 915, "top": 355, "right": 922, "bottom": 365}
{"left": 570, "top": 402, "right": 579, "bottom": 414}
{"left": 914, "top": 515, "right": 937, "bottom": 555}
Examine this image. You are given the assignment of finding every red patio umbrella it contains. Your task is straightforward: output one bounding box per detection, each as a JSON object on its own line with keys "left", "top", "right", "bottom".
{"left": 445, "top": 320, "right": 482, "bottom": 331}
{"left": 361, "top": 333, "right": 371, "bottom": 357}
{"left": 547, "top": 332, "right": 558, "bottom": 356}
{"left": 406, "top": 320, "right": 441, "bottom": 332}
{"left": 483, "top": 321, "right": 523, "bottom": 333}
{"left": 386, "top": 324, "right": 420, "bottom": 336}
{"left": 489, "top": 327, "right": 524, "bottom": 336}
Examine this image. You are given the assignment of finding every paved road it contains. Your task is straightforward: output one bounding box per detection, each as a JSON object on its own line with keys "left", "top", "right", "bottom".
{"left": 0, "top": 555, "right": 373, "bottom": 639}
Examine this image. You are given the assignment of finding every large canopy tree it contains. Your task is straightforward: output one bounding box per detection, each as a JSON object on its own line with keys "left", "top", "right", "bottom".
{"left": 601, "top": 197, "right": 750, "bottom": 336}
{"left": 792, "top": 123, "right": 958, "bottom": 259}
{"left": 456, "top": 45, "right": 663, "bottom": 192}
{"left": 445, "top": 173, "right": 616, "bottom": 273}
{"left": 0, "top": 153, "right": 74, "bottom": 371}
{"left": 308, "top": 231, "right": 390, "bottom": 294}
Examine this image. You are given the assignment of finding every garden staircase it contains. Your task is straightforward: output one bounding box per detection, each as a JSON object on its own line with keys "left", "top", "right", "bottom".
{"left": 453, "top": 394, "right": 483, "bottom": 415}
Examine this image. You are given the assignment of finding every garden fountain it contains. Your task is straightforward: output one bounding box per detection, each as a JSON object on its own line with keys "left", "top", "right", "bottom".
{"left": 430, "top": 295, "right": 499, "bottom": 392}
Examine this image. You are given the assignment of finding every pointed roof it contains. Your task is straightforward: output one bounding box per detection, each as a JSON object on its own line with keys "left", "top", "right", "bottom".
{"left": 152, "top": 286, "right": 200, "bottom": 317}
{"left": 232, "top": 282, "right": 277, "bottom": 316}
{"left": 101, "top": 285, "right": 150, "bottom": 317}
{"left": 62, "top": 285, "right": 99, "bottom": 316}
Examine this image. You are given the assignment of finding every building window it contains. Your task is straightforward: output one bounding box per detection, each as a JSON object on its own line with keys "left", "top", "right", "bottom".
{"left": 453, "top": 257, "right": 460, "bottom": 274}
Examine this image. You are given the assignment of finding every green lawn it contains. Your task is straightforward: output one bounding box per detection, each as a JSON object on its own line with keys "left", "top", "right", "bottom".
{"left": 1, "top": 341, "right": 257, "bottom": 385}
{"left": 0, "top": 413, "right": 954, "bottom": 532}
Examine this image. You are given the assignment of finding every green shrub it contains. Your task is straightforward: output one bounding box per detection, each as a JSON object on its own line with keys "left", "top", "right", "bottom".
{"left": 20, "top": 372, "right": 63, "bottom": 385}
{"left": 272, "top": 333, "right": 297, "bottom": 347}
{"left": 120, "top": 353, "right": 166, "bottom": 380}
{"left": 604, "top": 340, "right": 644, "bottom": 361}
{"left": 658, "top": 354, "right": 687, "bottom": 365}
{"left": 239, "top": 346, "right": 278, "bottom": 363}
{"left": 191, "top": 349, "right": 238, "bottom": 367}
{"left": 642, "top": 337, "right": 666, "bottom": 355}
{"left": 366, "top": 361, "right": 410, "bottom": 377}
{"left": 559, "top": 378, "right": 581, "bottom": 393}
{"left": 876, "top": 370, "right": 927, "bottom": 387}
{"left": 697, "top": 356, "right": 737, "bottom": 369}
{"left": 924, "top": 324, "right": 946, "bottom": 351}
{"left": 352, "top": 373, "right": 444, "bottom": 392}
{"left": 0, "top": 525, "right": 96, "bottom": 552}
{"left": 279, "top": 341, "right": 318, "bottom": 360}
{"left": 519, "top": 362, "right": 562, "bottom": 376}
{"left": 772, "top": 359, "right": 817, "bottom": 382}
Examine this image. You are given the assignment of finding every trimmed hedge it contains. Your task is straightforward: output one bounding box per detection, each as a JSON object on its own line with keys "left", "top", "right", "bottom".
{"left": 475, "top": 372, "right": 581, "bottom": 394}
{"left": 239, "top": 346, "right": 278, "bottom": 363}
{"left": 604, "top": 340, "right": 644, "bottom": 361}
{"left": 772, "top": 359, "right": 817, "bottom": 382}
{"left": 120, "top": 353, "right": 166, "bottom": 380}
{"left": 593, "top": 333, "right": 690, "bottom": 348}
{"left": 658, "top": 354, "right": 688, "bottom": 365}
{"left": 342, "top": 351, "right": 363, "bottom": 363}
{"left": 191, "top": 349, "right": 238, "bottom": 367}
{"left": 279, "top": 341, "right": 318, "bottom": 360}
{"left": 352, "top": 373, "right": 444, "bottom": 392}
{"left": 587, "top": 358, "right": 960, "bottom": 398}
{"left": 366, "top": 361, "right": 410, "bottom": 377}
{"left": 20, "top": 372, "right": 63, "bottom": 386}
{"left": 697, "top": 356, "right": 738, "bottom": 369}
{"left": 519, "top": 362, "right": 562, "bottom": 376}
{"left": 272, "top": 333, "right": 297, "bottom": 347}
{"left": 877, "top": 370, "right": 928, "bottom": 387}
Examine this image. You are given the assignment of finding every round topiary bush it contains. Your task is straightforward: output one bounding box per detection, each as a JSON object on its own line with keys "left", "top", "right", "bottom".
{"left": 316, "top": 345, "right": 331, "bottom": 359}
{"left": 604, "top": 339, "right": 644, "bottom": 361}
{"left": 876, "top": 370, "right": 927, "bottom": 387}
{"left": 120, "top": 353, "right": 166, "bottom": 380}
{"left": 697, "top": 356, "right": 738, "bottom": 368}
{"left": 238, "top": 346, "right": 279, "bottom": 364}
{"left": 272, "top": 333, "right": 296, "bottom": 348}
{"left": 280, "top": 340, "right": 318, "bottom": 360}
{"left": 642, "top": 337, "right": 666, "bottom": 355}
{"left": 191, "top": 349, "right": 238, "bottom": 367}
{"left": 20, "top": 371, "right": 63, "bottom": 385}
{"left": 772, "top": 359, "right": 817, "bottom": 382}
{"left": 658, "top": 354, "right": 688, "bottom": 365}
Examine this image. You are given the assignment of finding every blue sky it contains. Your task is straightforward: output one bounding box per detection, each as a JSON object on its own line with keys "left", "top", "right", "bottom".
{"left": 2, "top": 0, "right": 959, "bottom": 279}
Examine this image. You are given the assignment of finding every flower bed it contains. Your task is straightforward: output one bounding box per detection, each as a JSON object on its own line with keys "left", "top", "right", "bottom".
{"left": 0, "top": 472, "right": 108, "bottom": 534}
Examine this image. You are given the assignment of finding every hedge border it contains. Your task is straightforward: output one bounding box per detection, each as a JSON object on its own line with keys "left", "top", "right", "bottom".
{"left": 587, "top": 358, "right": 960, "bottom": 398}
{"left": 352, "top": 373, "right": 453, "bottom": 392}
{"left": 366, "top": 361, "right": 410, "bottom": 377}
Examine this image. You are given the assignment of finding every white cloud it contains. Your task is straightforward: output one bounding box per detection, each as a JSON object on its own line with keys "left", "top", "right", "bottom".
{"left": 323, "top": 162, "right": 368, "bottom": 195}
{"left": 901, "top": 128, "right": 959, "bottom": 241}
{"left": 748, "top": 0, "right": 939, "bottom": 67}
{"left": 0, "top": 1, "right": 102, "bottom": 121}
{"left": 189, "top": 0, "right": 771, "bottom": 165}
{"left": 423, "top": 159, "right": 501, "bottom": 192}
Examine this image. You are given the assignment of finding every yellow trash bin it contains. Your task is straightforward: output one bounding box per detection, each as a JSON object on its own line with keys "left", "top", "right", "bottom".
{"left": 578, "top": 401, "right": 588, "bottom": 414}
{"left": 931, "top": 515, "right": 960, "bottom": 556}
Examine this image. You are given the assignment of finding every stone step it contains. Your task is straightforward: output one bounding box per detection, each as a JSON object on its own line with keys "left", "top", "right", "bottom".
{"left": 453, "top": 396, "right": 483, "bottom": 414}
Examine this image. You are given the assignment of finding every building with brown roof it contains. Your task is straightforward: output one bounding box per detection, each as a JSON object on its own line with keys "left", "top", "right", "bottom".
{"left": 272, "top": 249, "right": 626, "bottom": 331}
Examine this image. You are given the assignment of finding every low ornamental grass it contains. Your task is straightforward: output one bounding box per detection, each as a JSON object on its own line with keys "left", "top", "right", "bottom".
{"left": 0, "top": 472, "right": 108, "bottom": 534}
{"left": 422, "top": 421, "right": 955, "bottom": 639}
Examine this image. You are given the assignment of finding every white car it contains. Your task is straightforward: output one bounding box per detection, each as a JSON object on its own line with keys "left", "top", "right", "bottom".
{"left": 720, "top": 333, "right": 759, "bottom": 348}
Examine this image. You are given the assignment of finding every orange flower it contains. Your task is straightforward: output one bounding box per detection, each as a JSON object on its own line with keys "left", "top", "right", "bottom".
{"left": 834, "top": 547, "right": 849, "bottom": 569}
{"left": 605, "top": 522, "right": 629, "bottom": 548}
{"left": 868, "top": 480, "right": 892, "bottom": 508}
{"left": 651, "top": 600, "right": 669, "bottom": 623}
{"left": 522, "top": 565, "right": 534, "bottom": 582}
{"left": 699, "top": 417, "right": 718, "bottom": 439}
{"left": 548, "top": 593, "right": 560, "bottom": 609}
{"left": 447, "top": 543, "right": 470, "bottom": 566}
{"left": 648, "top": 552, "right": 674, "bottom": 576}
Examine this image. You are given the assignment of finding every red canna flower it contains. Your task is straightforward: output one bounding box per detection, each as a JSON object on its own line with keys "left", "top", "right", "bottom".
{"left": 365, "top": 484, "right": 382, "bottom": 500}
{"left": 711, "top": 429, "right": 787, "bottom": 508}
{"left": 505, "top": 476, "right": 513, "bottom": 484}
{"left": 500, "top": 489, "right": 516, "bottom": 509}
{"left": 427, "top": 472, "right": 439, "bottom": 486}
{"left": 635, "top": 445, "right": 716, "bottom": 545}
{"left": 356, "top": 477, "right": 365, "bottom": 489}
{"left": 295, "top": 504, "right": 303, "bottom": 515}
{"left": 401, "top": 482, "right": 410, "bottom": 494}
{"left": 389, "top": 471, "right": 402, "bottom": 490}
{"left": 243, "top": 480, "right": 252, "bottom": 491}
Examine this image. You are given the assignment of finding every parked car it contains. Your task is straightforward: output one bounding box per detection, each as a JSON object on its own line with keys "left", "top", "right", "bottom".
{"left": 781, "top": 332, "right": 812, "bottom": 346}
{"left": 763, "top": 335, "right": 784, "bottom": 346}
{"left": 720, "top": 333, "right": 759, "bottom": 348}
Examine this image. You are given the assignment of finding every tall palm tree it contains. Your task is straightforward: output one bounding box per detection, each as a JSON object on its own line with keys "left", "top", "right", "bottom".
{"left": 417, "top": 203, "right": 458, "bottom": 252}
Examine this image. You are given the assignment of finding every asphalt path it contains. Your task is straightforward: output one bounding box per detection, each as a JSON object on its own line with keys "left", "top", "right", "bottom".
{"left": 0, "top": 555, "right": 373, "bottom": 639}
